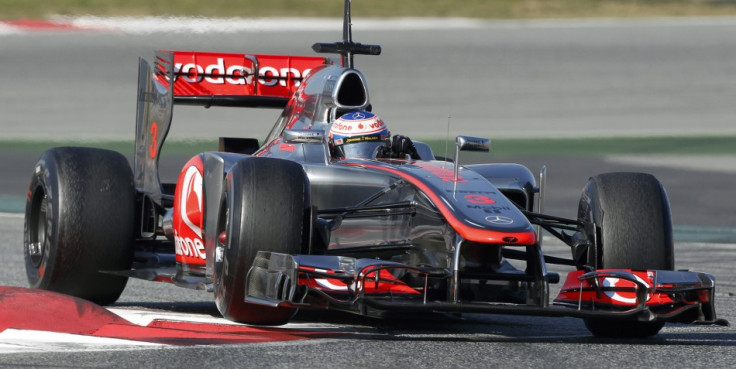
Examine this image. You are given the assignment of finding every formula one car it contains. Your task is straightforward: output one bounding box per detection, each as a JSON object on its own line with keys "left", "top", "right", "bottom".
{"left": 24, "top": 1, "right": 725, "bottom": 338}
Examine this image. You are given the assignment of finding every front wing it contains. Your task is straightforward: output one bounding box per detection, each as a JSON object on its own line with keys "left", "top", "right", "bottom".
{"left": 245, "top": 252, "right": 726, "bottom": 325}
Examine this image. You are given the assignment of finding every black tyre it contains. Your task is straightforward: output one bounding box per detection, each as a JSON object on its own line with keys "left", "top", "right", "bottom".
{"left": 24, "top": 147, "right": 135, "bottom": 305}
{"left": 577, "top": 172, "right": 674, "bottom": 338}
{"left": 214, "top": 157, "right": 310, "bottom": 325}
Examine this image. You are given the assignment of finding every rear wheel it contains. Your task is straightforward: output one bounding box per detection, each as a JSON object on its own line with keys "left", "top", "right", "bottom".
{"left": 214, "top": 157, "right": 310, "bottom": 325}
{"left": 577, "top": 172, "right": 673, "bottom": 338}
{"left": 24, "top": 147, "right": 135, "bottom": 305}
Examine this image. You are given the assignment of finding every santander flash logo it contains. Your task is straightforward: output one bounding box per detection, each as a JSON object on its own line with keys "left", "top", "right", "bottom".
{"left": 175, "top": 166, "right": 206, "bottom": 260}
{"left": 175, "top": 58, "right": 311, "bottom": 87}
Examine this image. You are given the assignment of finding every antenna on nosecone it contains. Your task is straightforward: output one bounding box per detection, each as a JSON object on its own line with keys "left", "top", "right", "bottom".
{"left": 312, "top": 0, "right": 381, "bottom": 69}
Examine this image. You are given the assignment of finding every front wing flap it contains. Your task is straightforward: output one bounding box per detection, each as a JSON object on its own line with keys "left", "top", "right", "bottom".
{"left": 554, "top": 269, "right": 724, "bottom": 324}
{"left": 244, "top": 252, "right": 727, "bottom": 326}
{"left": 244, "top": 252, "right": 431, "bottom": 309}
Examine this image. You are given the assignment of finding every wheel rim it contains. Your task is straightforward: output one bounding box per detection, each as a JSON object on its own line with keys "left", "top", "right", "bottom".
{"left": 27, "top": 189, "right": 48, "bottom": 268}
{"left": 214, "top": 197, "right": 229, "bottom": 285}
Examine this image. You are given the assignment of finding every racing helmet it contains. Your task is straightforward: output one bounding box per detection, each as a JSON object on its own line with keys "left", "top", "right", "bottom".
{"left": 329, "top": 111, "right": 390, "bottom": 158}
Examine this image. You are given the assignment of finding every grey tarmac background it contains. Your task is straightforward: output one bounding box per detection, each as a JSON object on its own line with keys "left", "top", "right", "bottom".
{"left": 2, "top": 17, "right": 736, "bottom": 140}
{"left": 1, "top": 18, "right": 736, "bottom": 368}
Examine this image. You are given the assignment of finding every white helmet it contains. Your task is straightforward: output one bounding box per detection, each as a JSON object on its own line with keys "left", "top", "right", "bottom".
{"left": 328, "top": 111, "right": 389, "bottom": 158}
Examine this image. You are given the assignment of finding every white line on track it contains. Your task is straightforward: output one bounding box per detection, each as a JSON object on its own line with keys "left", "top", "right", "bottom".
{"left": 0, "top": 24, "right": 21, "bottom": 35}
{"left": 59, "top": 16, "right": 485, "bottom": 33}
{"left": 0, "top": 306, "right": 350, "bottom": 354}
{"left": 107, "top": 307, "right": 242, "bottom": 327}
{"left": 2, "top": 16, "right": 736, "bottom": 36}
{"left": 0, "top": 329, "right": 162, "bottom": 354}
{"left": 108, "top": 307, "right": 356, "bottom": 331}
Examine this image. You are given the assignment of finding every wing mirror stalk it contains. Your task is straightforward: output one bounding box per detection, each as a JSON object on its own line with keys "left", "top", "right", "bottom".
{"left": 453, "top": 136, "right": 491, "bottom": 187}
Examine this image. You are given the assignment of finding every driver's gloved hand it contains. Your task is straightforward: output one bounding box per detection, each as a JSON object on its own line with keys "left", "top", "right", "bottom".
{"left": 376, "top": 139, "right": 393, "bottom": 158}
{"left": 375, "top": 135, "right": 421, "bottom": 160}
{"left": 390, "top": 135, "right": 421, "bottom": 160}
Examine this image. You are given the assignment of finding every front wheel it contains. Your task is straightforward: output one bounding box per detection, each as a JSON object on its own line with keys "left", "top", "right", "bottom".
{"left": 213, "top": 157, "right": 310, "bottom": 325}
{"left": 577, "top": 172, "right": 674, "bottom": 338}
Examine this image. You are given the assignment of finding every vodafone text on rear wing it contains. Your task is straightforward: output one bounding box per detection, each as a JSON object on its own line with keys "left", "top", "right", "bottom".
{"left": 158, "top": 50, "right": 331, "bottom": 108}
{"left": 135, "top": 50, "right": 331, "bottom": 207}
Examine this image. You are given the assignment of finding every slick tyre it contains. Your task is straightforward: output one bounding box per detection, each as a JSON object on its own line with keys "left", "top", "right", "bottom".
{"left": 577, "top": 172, "right": 674, "bottom": 338}
{"left": 214, "top": 158, "right": 310, "bottom": 325}
{"left": 24, "top": 147, "right": 135, "bottom": 305}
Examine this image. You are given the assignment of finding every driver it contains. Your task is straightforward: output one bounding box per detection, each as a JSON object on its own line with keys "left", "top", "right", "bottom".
{"left": 328, "top": 111, "right": 420, "bottom": 160}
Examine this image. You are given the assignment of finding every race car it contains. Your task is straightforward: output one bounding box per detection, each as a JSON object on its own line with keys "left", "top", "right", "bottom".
{"left": 23, "top": 0, "right": 726, "bottom": 338}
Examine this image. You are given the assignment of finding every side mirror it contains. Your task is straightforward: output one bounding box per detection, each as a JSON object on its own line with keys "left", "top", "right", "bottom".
{"left": 453, "top": 135, "right": 491, "bottom": 188}
{"left": 456, "top": 136, "right": 490, "bottom": 152}
{"left": 283, "top": 129, "right": 326, "bottom": 144}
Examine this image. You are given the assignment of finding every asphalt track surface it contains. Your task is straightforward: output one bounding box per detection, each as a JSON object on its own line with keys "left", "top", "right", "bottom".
{"left": 1, "top": 213, "right": 735, "bottom": 368}
{"left": 1, "top": 18, "right": 736, "bottom": 368}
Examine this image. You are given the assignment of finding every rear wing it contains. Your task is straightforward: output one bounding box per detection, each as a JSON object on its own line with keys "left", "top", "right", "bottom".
{"left": 134, "top": 50, "right": 330, "bottom": 207}
{"left": 161, "top": 51, "right": 331, "bottom": 108}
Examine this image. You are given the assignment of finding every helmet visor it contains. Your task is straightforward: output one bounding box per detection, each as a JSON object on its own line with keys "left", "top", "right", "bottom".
{"left": 339, "top": 141, "right": 385, "bottom": 158}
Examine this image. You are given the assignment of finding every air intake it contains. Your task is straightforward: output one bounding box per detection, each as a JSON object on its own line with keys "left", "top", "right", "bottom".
{"left": 335, "top": 71, "right": 368, "bottom": 108}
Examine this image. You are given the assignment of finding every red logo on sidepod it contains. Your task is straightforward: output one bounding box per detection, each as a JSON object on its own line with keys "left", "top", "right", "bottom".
{"left": 465, "top": 194, "right": 495, "bottom": 204}
{"left": 173, "top": 158, "right": 206, "bottom": 264}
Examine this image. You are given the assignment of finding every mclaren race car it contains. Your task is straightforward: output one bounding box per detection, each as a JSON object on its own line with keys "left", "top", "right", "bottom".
{"left": 24, "top": 1, "right": 726, "bottom": 338}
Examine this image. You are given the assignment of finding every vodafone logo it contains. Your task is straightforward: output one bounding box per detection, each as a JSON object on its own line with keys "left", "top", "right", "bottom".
{"left": 180, "top": 166, "right": 203, "bottom": 238}
{"left": 602, "top": 275, "right": 651, "bottom": 304}
{"left": 175, "top": 165, "right": 206, "bottom": 260}
{"left": 174, "top": 230, "right": 206, "bottom": 260}
{"left": 175, "top": 58, "right": 311, "bottom": 87}
{"left": 332, "top": 122, "right": 354, "bottom": 132}
{"left": 411, "top": 162, "right": 467, "bottom": 183}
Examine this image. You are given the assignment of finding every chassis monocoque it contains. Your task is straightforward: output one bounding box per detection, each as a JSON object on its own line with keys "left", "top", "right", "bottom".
{"left": 23, "top": 5, "right": 726, "bottom": 338}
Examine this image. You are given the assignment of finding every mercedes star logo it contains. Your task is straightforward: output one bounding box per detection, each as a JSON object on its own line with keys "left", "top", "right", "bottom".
{"left": 485, "top": 215, "right": 514, "bottom": 225}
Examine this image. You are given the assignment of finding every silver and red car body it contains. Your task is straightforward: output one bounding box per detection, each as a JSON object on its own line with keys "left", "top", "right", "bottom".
{"left": 130, "top": 46, "right": 722, "bottom": 326}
